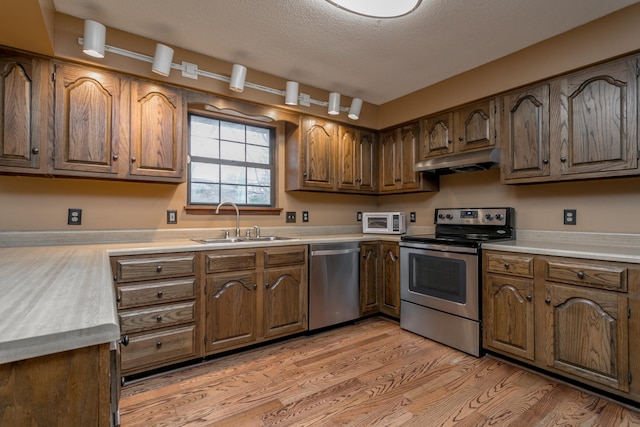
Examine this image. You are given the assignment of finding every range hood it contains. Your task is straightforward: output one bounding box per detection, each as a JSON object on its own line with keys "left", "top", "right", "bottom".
{"left": 414, "top": 147, "right": 501, "bottom": 174}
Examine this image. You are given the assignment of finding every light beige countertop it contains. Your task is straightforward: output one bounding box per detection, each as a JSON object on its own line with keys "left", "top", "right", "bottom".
{"left": 482, "top": 230, "right": 640, "bottom": 263}
{"left": 0, "top": 226, "right": 407, "bottom": 364}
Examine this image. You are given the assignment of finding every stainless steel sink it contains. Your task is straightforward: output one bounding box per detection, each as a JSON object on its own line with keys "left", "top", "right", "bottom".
{"left": 193, "top": 236, "right": 298, "bottom": 244}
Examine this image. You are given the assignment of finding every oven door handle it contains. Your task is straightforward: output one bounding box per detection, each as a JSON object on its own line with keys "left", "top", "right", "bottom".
{"left": 399, "top": 241, "right": 478, "bottom": 254}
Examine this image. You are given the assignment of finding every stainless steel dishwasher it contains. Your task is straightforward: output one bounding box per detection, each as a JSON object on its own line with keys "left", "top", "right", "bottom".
{"left": 309, "top": 242, "right": 361, "bottom": 330}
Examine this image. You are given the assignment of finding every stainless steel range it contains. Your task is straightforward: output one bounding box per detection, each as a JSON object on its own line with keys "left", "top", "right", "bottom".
{"left": 399, "top": 207, "right": 515, "bottom": 357}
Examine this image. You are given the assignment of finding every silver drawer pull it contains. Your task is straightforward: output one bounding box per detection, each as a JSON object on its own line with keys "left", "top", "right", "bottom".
{"left": 577, "top": 271, "right": 585, "bottom": 279}
{"left": 156, "top": 316, "right": 163, "bottom": 322}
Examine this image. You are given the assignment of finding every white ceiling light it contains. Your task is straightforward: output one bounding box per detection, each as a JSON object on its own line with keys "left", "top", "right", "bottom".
{"left": 326, "top": 0, "right": 422, "bottom": 18}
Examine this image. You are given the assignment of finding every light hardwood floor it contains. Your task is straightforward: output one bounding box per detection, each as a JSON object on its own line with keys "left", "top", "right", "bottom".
{"left": 120, "top": 317, "right": 640, "bottom": 426}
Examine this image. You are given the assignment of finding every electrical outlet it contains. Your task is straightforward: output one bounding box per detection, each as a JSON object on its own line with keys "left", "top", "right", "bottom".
{"left": 286, "top": 211, "right": 296, "bottom": 223}
{"left": 357, "top": 211, "right": 362, "bottom": 222}
{"left": 167, "top": 210, "right": 177, "bottom": 224}
{"left": 564, "top": 209, "right": 577, "bottom": 225}
{"left": 68, "top": 208, "right": 82, "bottom": 225}
{"left": 302, "top": 211, "right": 309, "bottom": 222}
{"left": 410, "top": 212, "right": 416, "bottom": 223}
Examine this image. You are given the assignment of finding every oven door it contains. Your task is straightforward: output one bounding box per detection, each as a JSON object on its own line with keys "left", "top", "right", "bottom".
{"left": 400, "top": 242, "right": 479, "bottom": 320}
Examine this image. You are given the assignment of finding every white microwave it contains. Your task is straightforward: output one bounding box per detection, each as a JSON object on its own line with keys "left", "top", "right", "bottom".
{"left": 362, "top": 212, "right": 406, "bottom": 234}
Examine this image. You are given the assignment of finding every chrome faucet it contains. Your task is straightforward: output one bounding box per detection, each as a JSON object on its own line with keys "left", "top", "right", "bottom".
{"left": 215, "top": 201, "right": 240, "bottom": 237}
{"left": 253, "top": 225, "right": 261, "bottom": 238}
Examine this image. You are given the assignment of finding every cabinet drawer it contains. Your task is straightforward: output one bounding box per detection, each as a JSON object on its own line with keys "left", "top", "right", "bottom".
{"left": 115, "top": 254, "right": 196, "bottom": 282}
{"left": 486, "top": 252, "right": 534, "bottom": 278}
{"left": 117, "top": 278, "right": 196, "bottom": 309}
{"left": 264, "top": 246, "right": 307, "bottom": 268}
{"left": 545, "top": 260, "right": 627, "bottom": 291}
{"left": 205, "top": 250, "right": 257, "bottom": 273}
{"left": 119, "top": 302, "right": 195, "bottom": 334}
{"left": 121, "top": 325, "right": 196, "bottom": 373}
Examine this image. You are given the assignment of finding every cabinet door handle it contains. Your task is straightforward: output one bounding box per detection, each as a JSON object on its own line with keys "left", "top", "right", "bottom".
{"left": 112, "top": 154, "right": 118, "bottom": 161}
{"left": 156, "top": 316, "right": 163, "bottom": 322}
{"left": 253, "top": 283, "right": 257, "bottom": 290}
{"left": 560, "top": 156, "right": 567, "bottom": 163}
{"left": 157, "top": 290, "right": 164, "bottom": 297}
{"left": 577, "top": 271, "right": 585, "bottom": 279}
{"left": 458, "top": 136, "right": 464, "bottom": 141}
{"left": 363, "top": 250, "right": 373, "bottom": 260}
{"left": 545, "top": 298, "right": 551, "bottom": 305}
{"left": 156, "top": 265, "right": 163, "bottom": 272}
{"left": 131, "top": 157, "right": 137, "bottom": 163}
{"left": 504, "top": 263, "right": 510, "bottom": 269}
{"left": 543, "top": 159, "right": 549, "bottom": 165}
{"left": 121, "top": 335, "right": 129, "bottom": 346}
{"left": 265, "top": 282, "right": 271, "bottom": 288}
{"left": 32, "top": 148, "right": 39, "bottom": 155}
{"left": 388, "top": 251, "right": 397, "bottom": 262}
{"left": 526, "top": 295, "right": 532, "bottom": 301}
{"left": 156, "top": 341, "right": 162, "bottom": 347}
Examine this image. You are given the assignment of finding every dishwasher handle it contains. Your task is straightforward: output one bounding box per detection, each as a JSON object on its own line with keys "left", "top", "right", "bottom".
{"left": 311, "top": 247, "right": 361, "bottom": 257}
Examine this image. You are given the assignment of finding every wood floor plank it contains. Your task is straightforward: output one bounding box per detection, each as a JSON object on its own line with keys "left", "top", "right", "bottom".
{"left": 120, "top": 317, "right": 640, "bottom": 426}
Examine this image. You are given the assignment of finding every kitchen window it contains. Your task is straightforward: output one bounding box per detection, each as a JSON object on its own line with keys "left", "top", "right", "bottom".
{"left": 188, "top": 114, "right": 275, "bottom": 207}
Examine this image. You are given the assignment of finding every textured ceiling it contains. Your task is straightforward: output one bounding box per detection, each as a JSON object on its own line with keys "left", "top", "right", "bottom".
{"left": 52, "top": 0, "right": 640, "bottom": 105}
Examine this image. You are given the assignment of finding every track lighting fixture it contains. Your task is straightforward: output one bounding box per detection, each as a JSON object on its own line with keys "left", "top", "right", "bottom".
{"left": 151, "top": 43, "right": 174, "bottom": 76}
{"left": 328, "top": 92, "right": 341, "bottom": 115}
{"left": 82, "top": 20, "right": 106, "bottom": 58}
{"left": 77, "top": 23, "right": 362, "bottom": 119}
{"left": 229, "top": 64, "right": 247, "bottom": 92}
{"left": 348, "top": 98, "right": 363, "bottom": 120}
{"left": 285, "top": 81, "right": 299, "bottom": 105}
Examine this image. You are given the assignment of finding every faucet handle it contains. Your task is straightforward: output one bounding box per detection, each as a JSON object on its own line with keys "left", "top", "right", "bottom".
{"left": 245, "top": 228, "right": 252, "bottom": 238}
{"left": 223, "top": 229, "right": 230, "bottom": 239}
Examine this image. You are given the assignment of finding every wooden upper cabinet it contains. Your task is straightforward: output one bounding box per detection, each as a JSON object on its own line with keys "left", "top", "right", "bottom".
{"left": 559, "top": 59, "right": 637, "bottom": 176}
{"left": 501, "top": 84, "right": 551, "bottom": 181}
{"left": 129, "top": 80, "right": 184, "bottom": 181}
{"left": 299, "top": 116, "right": 336, "bottom": 190}
{"left": 53, "top": 63, "right": 128, "bottom": 176}
{"left": 502, "top": 55, "right": 639, "bottom": 183}
{"left": 0, "top": 52, "right": 49, "bottom": 173}
{"left": 420, "top": 112, "right": 454, "bottom": 158}
{"left": 419, "top": 98, "right": 496, "bottom": 160}
{"left": 337, "top": 126, "right": 378, "bottom": 193}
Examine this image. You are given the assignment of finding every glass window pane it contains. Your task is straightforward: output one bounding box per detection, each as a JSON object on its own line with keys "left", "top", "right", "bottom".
{"left": 247, "top": 186, "right": 270, "bottom": 205}
{"left": 247, "top": 167, "right": 270, "bottom": 186}
{"left": 191, "top": 182, "right": 219, "bottom": 204}
{"left": 191, "top": 162, "right": 219, "bottom": 183}
{"left": 191, "top": 116, "right": 218, "bottom": 137}
{"left": 247, "top": 126, "right": 270, "bottom": 146}
{"left": 220, "top": 141, "right": 245, "bottom": 161}
{"left": 191, "top": 136, "right": 219, "bottom": 159}
{"left": 221, "top": 165, "right": 246, "bottom": 184}
{"left": 247, "top": 145, "right": 269, "bottom": 164}
{"left": 221, "top": 185, "right": 246, "bottom": 204}
{"left": 220, "top": 121, "right": 245, "bottom": 142}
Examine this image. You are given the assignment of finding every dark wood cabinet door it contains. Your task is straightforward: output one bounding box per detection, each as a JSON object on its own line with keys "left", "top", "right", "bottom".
{"left": 560, "top": 59, "right": 637, "bottom": 176}
{"left": 0, "top": 53, "right": 48, "bottom": 172}
{"left": 54, "top": 63, "right": 127, "bottom": 175}
{"left": 420, "top": 112, "right": 454, "bottom": 159}
{"left": 360, "top": 242, "right": 380, "bottom": 316}
{"left": 130, "top": 80, "right": 184, "bottom": 181}
{"left": 398, "top": 124, "right": 421, "bottom": 190}
{"left": 358, "top": 130, "right": 378, "bottom": 192}
{"left": 301, "top": 117, "right": 336, "bottom": 189}
{"left": 205, "top": 272, "right": 258, "bottom": 353}
{"left": 337, "top": 125, "right": 358, "bottom": 191}
{"left": 380, "top": 242, "right": 400, "bottom": 318}
{"left": 545, "top": 282, "right": 628, "bottom": 392}
{"left": 379, "top": 130, "right": 398, "bottom": 192}
{"left": 501, "top": 84, "right": 551, "bottom": 180}
{"left": 484, "top": 274, "right": 534, "bottom": 360}
{"left": 263, "top": 266, "right": 307, "bottom": 338}
{"left": 455, "top": 98, "right": 496, "bottom": 152}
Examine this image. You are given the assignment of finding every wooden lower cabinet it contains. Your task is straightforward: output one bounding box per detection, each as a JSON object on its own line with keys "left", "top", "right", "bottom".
{"left": 0, "top": 344, "right": 112, "bottom": 427}
{"left": 111, "top": 252, "right": 200, "bottom": 376}
{"left": 359, "top": 241, "right": 400, "bottom": 319}
{"left": 203, "top": 246, "right": 308, "bottom": 355}
{"left": 483, "top": 250, "right": 639, "bottom": 402}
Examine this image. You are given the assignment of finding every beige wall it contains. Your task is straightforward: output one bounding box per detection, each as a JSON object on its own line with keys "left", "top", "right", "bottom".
{"left": 1, "top": 4, "right": 640, "bottom": 233}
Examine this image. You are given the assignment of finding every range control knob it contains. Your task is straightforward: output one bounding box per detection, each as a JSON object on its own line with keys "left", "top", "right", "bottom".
{"left": 495, "top": 213, "right": 504, "bottom": 220}
{"left": 484, "top": 214, "right": 494, "bottom": 220}
{"left": 438, "top": 214, "right": 445, "bottom": 219}
{"left": 445, "top": 214, "right": 453, "bottom": 220}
